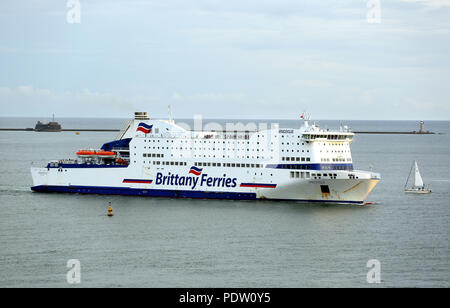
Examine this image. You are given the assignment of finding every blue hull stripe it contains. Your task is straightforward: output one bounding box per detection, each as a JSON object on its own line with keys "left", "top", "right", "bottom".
{"left": 30, "top": 185, "right": 363, "bottom": 204}
{"left": 31, "top": 185, "right": 257, "bottom": 200}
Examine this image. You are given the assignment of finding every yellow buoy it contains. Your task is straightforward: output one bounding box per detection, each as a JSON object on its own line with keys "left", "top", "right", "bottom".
{"left": 107, "top": 205, "right": 114, "bottom": 217}
{"left": 75, "top": 132, "right": 80, "bottom": 135}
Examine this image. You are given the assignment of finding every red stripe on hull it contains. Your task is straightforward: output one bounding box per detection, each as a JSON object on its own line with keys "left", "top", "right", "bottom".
{"left": 123, "top": 180, "right": 153, "bottom": 184}
{"left": 240, "top": 184, "right": 277, "bottom": 188}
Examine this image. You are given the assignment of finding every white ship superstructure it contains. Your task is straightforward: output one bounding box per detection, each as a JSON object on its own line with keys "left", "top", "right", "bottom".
{"left": 31, "top": 112, "right": 380, "bottom": 204}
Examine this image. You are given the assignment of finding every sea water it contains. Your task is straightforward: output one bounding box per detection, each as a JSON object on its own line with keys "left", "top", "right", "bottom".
{"left": 0, "top": 118, "right": 449, "bottom": 287}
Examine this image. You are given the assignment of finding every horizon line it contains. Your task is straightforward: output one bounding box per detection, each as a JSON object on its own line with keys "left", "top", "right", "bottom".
{"left": 0, "top": 116, "right": 448, "bottom": 122}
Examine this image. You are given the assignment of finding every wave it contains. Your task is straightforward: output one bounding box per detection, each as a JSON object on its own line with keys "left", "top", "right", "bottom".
{"left": 0, "top": 186, "right": 31, "bottom": 194}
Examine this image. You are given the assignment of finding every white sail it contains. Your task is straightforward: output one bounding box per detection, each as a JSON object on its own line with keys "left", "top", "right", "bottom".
{"left": 414, "top": 161, "right": 424, "bottom": 188}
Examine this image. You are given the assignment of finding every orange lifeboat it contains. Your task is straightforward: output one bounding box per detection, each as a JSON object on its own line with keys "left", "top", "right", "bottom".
{"left": 95, "top": 150, "right": 117, "bottom": 158}
{"left": 76, "top": 150, "right": 96, "bottom": 157}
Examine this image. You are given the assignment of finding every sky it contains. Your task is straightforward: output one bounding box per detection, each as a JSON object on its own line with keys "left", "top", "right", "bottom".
{"left": 0, "top": 0, "right": 449, "bottom": 120}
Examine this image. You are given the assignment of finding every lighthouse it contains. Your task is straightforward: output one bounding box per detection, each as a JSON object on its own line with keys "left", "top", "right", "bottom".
{"left": 419, "top": 121, "right": 425, "bottom": 134}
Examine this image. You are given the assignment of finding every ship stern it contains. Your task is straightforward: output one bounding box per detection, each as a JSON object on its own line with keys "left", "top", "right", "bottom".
{"left": 30, "top": 167, "right": 50, "bottom": 191}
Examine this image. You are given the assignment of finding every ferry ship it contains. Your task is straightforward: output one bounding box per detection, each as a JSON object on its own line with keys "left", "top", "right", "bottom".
{"left": 31, "top": 112, "right": 380, "bottom": 204}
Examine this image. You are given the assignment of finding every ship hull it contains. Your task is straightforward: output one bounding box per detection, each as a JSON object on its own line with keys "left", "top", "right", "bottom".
{"left": 31, "top": 167, "right": 379, "bottom": 204}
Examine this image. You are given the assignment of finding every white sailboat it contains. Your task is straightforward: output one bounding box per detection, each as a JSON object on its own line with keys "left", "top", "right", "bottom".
{"left": 404, "top": 161, "right": 432, "bottom": 194}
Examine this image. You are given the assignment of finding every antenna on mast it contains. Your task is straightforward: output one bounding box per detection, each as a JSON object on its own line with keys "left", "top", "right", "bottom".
{"left": 300, "top": 111, "right": 310, "bottom": 120}
{"left": 168, "top": 105, "right": 174, "bottom": 124}
{"left": 300, "top": 111, "right": 310, "bottom": 127}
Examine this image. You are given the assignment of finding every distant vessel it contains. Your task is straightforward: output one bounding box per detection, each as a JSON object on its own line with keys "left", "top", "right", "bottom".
{"left": 404, "top": 161, "right": 431, "bottom": 194}
{"left": 35, "top": 114, "right": 62, "bottom": 132}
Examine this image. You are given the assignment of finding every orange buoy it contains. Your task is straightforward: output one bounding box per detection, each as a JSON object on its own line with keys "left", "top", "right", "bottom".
{"left": 107, "top": 203, "right": 114, "bottom": 217}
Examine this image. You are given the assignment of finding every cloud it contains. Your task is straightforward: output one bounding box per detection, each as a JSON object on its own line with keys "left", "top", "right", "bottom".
{"left": 399, "top": 0, "right": 450, "bottom": 7}
{"left": 0, "top": 85, "right": 256, "bottom": 119}
{"left": 0, "top": 85, "right": 138, "bottom": 117}
{"left": 0, "top": 1, "right": 449, "bottom": 120}
{"left": 290, "top": 80, "right": 333, "bottom": 87}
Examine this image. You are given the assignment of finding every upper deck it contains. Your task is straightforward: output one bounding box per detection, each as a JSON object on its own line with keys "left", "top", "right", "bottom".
{"left": 43, "top": 112, "right": 356, "bottom": 172}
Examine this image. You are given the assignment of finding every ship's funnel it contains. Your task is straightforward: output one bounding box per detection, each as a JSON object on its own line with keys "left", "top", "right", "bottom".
{"left": 134, "top": 112, "right": 149, "bottom": 120}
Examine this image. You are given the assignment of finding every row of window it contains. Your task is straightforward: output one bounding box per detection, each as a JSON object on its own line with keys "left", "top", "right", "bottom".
{"left": 150, "top": 161, "right": 187, "bottom": 166}
{"left": 281, "top": 149, "right": 310, "bottom": 153}
{"left": 192, "top": 155, "right": 269, "bottom": 159}
{"left": 281, "top": 142, "right": 305, "bottom": 146}
{"left": 282, "top": 157, "right": 311, "bottom": 162}
{"left": 142, "top": 138, "right": 321, "bottom": 149}
{"left": 142, "top": 146, "right": 269, "bottom": 152}
{"left": 194, "top": 162, "right": 264, "bottom": 168}
{"left": 289, "top": 172, "right": 353, "bottom": 180}
{"left": 279, "top": 164, "right": 312, "bottom": 170}
{"left": 143, "top": 153, "right": 164, "bottom": 158}
{"left": 320, "top": 158, "right": 351, "bottom": 162}
{"left": 142, "top": 134, "right": 308, "bottom": 141}
{"left": 279, "top": 164, "right": 353, "bottom": 171}
{"left": 144, "top": 161, "right": 265, "bottom": 168}
{"left": 311, "top": 173, "right": 339, "bottom": 180}
{"left": 322, "top": 143, "right": 347, "bottom": 147}
{"left": 141, "top": 133, "right": 352, "bottom": 142}
{"left": 143, "top": 139, "right": 268, "bottom": 144}
{"left": 289, "top": 171, "right": 311, "bottom": 179}
{"left": 322, "top": 143, "right": 347, "bottom": 146}
{"left": 320, "top": 150, "right": 349, "bottom": 153}
{"left": 174, "top": 148, "right": 267, "bottom": 151}
{"left": 140, "top": 152, "right": 271, "bottom": 160}
{"left": 321, "top": 165, "right": 353, "bottom": 171}
{"left": 303, "top": 134, "right": 352, "bottom": 140}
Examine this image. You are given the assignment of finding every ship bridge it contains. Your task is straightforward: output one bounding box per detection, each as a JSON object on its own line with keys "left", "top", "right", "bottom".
{"left": 300, "top": 121, "right": 354, "bottom": 142}
{"left": 301, "top": 133, "right": 354, "bottom": 142}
